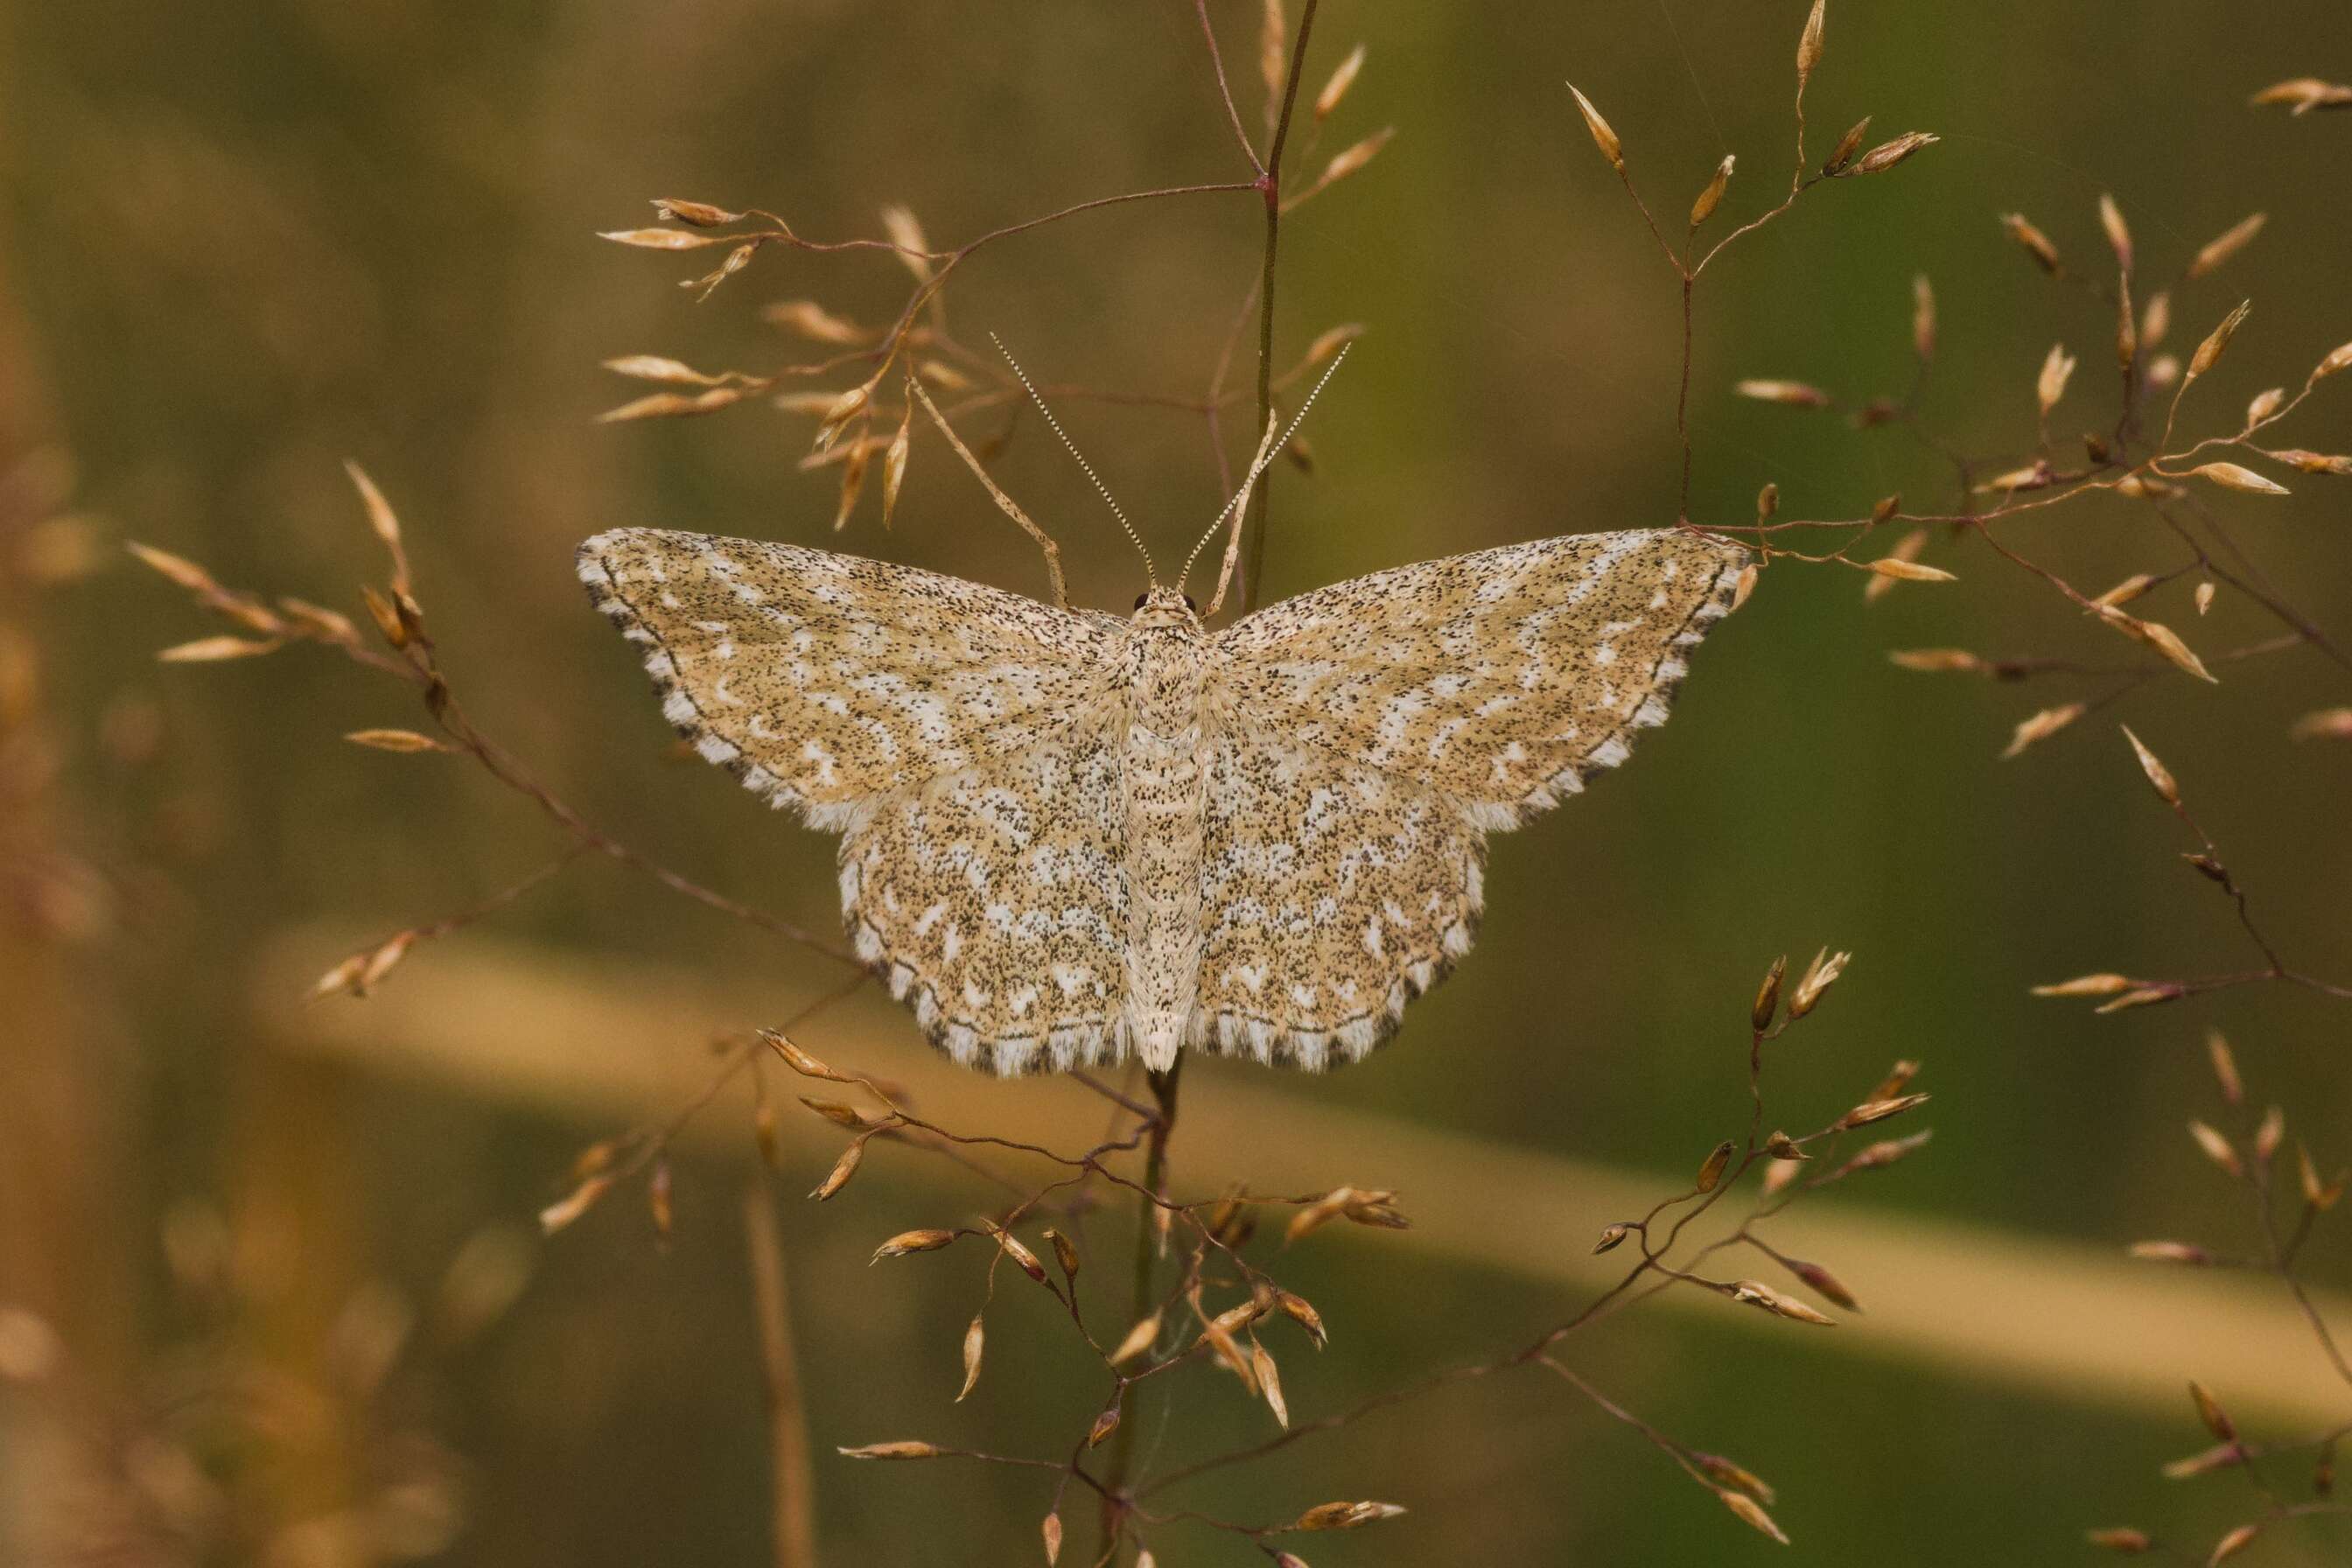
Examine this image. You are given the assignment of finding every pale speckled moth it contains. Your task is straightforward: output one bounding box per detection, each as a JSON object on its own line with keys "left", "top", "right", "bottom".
{"left": 578, "top": 522, "right": 1748, "bottom": 1076}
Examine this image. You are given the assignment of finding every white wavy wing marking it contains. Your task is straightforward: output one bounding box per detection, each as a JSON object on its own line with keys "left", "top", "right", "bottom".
{"left": 1214, "top": 529, "right": 1749, "bottom": 831}
{"left": 840, "top": 710, "right": 1129, "bottom": 1076}
{"left": 1192, "top": 718, "right": 1484, "bottom": 1070}
{"left": 578, "top": 528, "right": 1121, "bottom": 827}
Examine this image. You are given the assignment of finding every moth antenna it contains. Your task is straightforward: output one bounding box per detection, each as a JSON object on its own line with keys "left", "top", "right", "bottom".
{"left": 1179, "top": 342, "right": 1352, "bottom": 613}
{"left": 991, "top": 332, "right": 1157, "bottom": 589}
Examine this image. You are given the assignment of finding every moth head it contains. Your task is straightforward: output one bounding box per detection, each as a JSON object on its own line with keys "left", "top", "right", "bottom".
{"left": 1130, "top": 587, "right": 1200, "bottom": 629}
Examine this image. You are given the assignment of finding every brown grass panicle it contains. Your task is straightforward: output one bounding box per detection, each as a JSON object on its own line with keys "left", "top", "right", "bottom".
{"left": 744, "top": 944, "right": 1923, "bottom": 1563}
{"left": 2087, "top": 1034, "right": 2350, "bottom": 1561}
{"left": 0, "top": 1198, "right": 528, "bottom": 1567}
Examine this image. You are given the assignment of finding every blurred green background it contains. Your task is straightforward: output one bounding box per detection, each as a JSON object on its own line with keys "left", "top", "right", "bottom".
{"left": 4, "top": 2, "right": 2349, "bottom": 1564}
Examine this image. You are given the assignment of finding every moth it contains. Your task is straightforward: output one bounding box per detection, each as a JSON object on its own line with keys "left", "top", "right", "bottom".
{"left": 578, "top": 519, "right": 1749, "bottom": 1076}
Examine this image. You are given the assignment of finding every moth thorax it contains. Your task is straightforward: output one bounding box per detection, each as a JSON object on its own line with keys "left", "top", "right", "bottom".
{"left": 1124, "top": 627, "right": 1208, "bottom": 742}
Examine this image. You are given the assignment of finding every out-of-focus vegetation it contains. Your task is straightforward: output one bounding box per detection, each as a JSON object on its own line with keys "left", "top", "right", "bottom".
{"left": 3, "top": 3, "right": 2349, "bottom": 1564}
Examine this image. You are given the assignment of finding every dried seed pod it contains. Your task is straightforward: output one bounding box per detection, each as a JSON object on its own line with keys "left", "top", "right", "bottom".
{"left": 345, "top": 728, "right": 444, "bottom": 753}
{"left": 539, "top": 1174, "right": 612, "bottom": 1236}
{"left": 1690, "top": 155, "right": 1735, "bottom": 228}
{"left": 1694, "top": 1452, "right": 1777, "bottom": 1504}
{"left": 1838, "top": 1093, "right": 1929, "bottom": 1130}
{"left": 2095, "top": 985, "right": 2182, "bottom": 1014}
{"left": 2097, "top": 192, "right": 2133, "bottom": 273}
{"left": 2120, "top": 726, "right": 2181, "bottom": 805}
{"left": 1764, "top": 1130, "right": 1808, "bottom": 1161}
{"left": 1567, "top": 84, "right": 1625, "bottom": 173}
{"left": 2030, "top": 973, "right": 2132, "bottom": 999}
{"left": 1592, "top": 1222, "right": 1631, "bottom": 1254}
{"left": 603, "top": 354, "right": 732, "bottom": 386}
{"left": 652, "top": 199, "right": 744, "bottom": 228}
{"left": 1796, "top": 0, "right": 1825, "bottom": 80}
{"left": 1087, "top": 1406, "right": 1121, "bottom": 1447}
{"left": 648, "top": 1158, "right": 674, "bottom": 1240}
{"left": 2186, "top": 461, "right": 2289, "bottom": 496}
{"left": 1044, "top": 1228, "right": 1080, "bottom": 1284}
{"left": 1251, "top": 1339, "right": 1288, "bottom": 1426}
{"left": 1785, "top": 1256, "right": 1859, "bottom": 1311}
{"left": 1730, "top": 1279, "right": 1837, "bottom": 1326}
{"left": 871, "top": 1228, "right": 959, "bottom": 1264}
{"left": 1824, "top": 116, "right": 1872, "bottom": 175}
{"left": 760, "top": 1030, "right": 852, "bottom": 1082}
{"left": 158, "top": 634, "right": 282, "bottom": 663}
{"left": 1734, "top": 379, "right": 1832, "bottom": 407}
{"left": 810, "top": 1138, "right": 864, "bottom": 1201}
{"left": 837, "top": 1441, "right": 944, "bottom": 1460}
{"left": 1110, "top": 1312, "right": 1161, "bottom": 1365}
{"left": 1755, "top": 481, "right": 1780, "bottom": 521}
{"left": 2101, "top": 612, "right": 2217, "bottom": 683}
{"left": 1912, "top": 274, "right": 1936, "bottom": 360}
{"left": 2251, "top": 76, "right": 2352, "bottom": 112}
{"left": 832, "top": 440, "right": 872, "bottom": 532}
{"left": 1276, "top": 1291, "right": 1327, "bottom": 1348}
{"left": 2037, "top": 344, "right": 2077, "bottom": 414}
{"left": 2187, "top": 213, "right": 2264, "bottom": 279}
{"left": 812, "top": 383, "right": 872, "bottom": 453}
{"left": 988, "top": 1223, "right": 1048, "bottom": 1283}
{"left": 1888, "top": 648, "right": 1983, "bottom": 674}
{"left": 1318, "top": 128, "right": 1394, "bottom": 192}
{"left": 2189, "top": 1381, "right": 2236, "bottom": 1442}
{"left": 2186, "top": 301, "right": 2252, "bottom": 385}
{"left": 1861, "top": 556, "right": 1956, "bottom": 584}
{"left": 1751, "top": 954, "right": 1786, "bottom": 1031}
{"left": 2001, "top": 212, "right": 2062, "bottom": 273}
{"left": 1695, "top": 1140, "right": 1735, "bottom": 1193}
{"left": 1867, "top": 1060, "right": 1922, "bottom": 1101}
{"left": 2208, "top": 1522, "right": 2261, "bottom": 1564}
{"left": 763, "top": 299, "right": 868, "bottom": 345}
{"left": 2267, "top": 449, "right": 2352, "bottom": 474}
{"left": 600, "top": 227, "right": 737, "bottom": 250}
{"left": 2292, "top": 708, "right": 2352, "bottom": 740}
{"left": 1040, "top": 1510, "right": 1063, "bottom": 1565}
{"left": 1852, "top": 131, "right": 1938, "bottom": 174}
{"left": 126, "top": 541, "right": 222, "bottom": 596}
{"left": 2083, "top": 1527, "right": 2154, "bottom": 1553}
{"left": 2206, "top": 1029, "right": 2244, "bottom": 1104}
{"left": 1859, "top": 526, "right": 1924, "bottom": 606}
{"left": 1314, "top": 43, "right": 1366, "bottom": 120}
{"left": 2127, "top": 1240, "right": 2212, "bottom": 1265}
{"left": 2252, "top": 1106, "right": 2285, "bottom": 1166}
{"left": 956, "top": 1313, "right": 984, "bottom": 1402}
{"left": 1290, "top": 1500, "right": 1405, "bottom": 1532}
{"left": 2187, "top": 1123, "right": 2243, "bottom": 1180}
{"left": 1787, "top": 948, "right": 1850, "bottom": 1016}
{"left": 2092, "top": 574, "right": 2157, "bottom": 609}
{"left": 1719, "top": 1488, "right": 1790, "bottom": 1545}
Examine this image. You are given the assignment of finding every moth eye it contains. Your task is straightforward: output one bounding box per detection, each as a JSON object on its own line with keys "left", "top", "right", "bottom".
{"left": 1182, "top": 595, "right": 1199, "bottom": 612}
{"left": 1133, "top": 593, "right": 1151, "bottom": 610}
